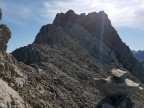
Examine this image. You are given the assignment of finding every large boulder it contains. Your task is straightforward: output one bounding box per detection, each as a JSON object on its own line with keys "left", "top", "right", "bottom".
{"left": 111, "top": 69, "right": 127, "bottom": 81}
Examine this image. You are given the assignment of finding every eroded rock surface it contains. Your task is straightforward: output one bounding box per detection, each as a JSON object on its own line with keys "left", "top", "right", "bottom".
{"left": 0, "top": 79, "right": 28, "bottom": 108}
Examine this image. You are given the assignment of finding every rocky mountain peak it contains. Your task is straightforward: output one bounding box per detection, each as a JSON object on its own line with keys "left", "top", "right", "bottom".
{"left": 53, "top": 10, "right": 109, "bottom": 32}
{"left": 65, "top": 9, "right": 75, "bottom": 15}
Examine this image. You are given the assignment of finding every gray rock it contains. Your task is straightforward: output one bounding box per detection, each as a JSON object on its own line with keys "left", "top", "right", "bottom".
{"left": 111, "top": 69, "right": 127, "bottom": 81}
{"left": 0, "top": 103, "right": 5, "bottom": 108}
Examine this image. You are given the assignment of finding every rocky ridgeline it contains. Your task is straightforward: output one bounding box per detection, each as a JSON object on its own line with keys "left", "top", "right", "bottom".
{"left": 94, "top": 69, "right": 143, "bottom": 108}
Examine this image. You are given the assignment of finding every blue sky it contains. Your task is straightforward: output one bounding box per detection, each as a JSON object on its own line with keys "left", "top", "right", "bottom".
{"left": 0, "top": 0, "right": 144, "bottom": 52}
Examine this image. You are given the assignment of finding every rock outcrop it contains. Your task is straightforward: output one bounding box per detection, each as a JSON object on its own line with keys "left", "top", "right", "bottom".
{"left": 94, "top": 69, "right": 143, "bottom": 108}
{"left": 0, "top": 9, "right": 11, "bottom": 51}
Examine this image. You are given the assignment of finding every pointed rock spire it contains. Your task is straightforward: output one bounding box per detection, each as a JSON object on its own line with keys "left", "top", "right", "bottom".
{"left": 0, "top": 8, "right": 11, "bottom": 51}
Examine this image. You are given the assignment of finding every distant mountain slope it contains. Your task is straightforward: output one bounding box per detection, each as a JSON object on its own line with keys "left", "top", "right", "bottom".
{"left": 132, "top": 50, "right": 144, "bottom": 62}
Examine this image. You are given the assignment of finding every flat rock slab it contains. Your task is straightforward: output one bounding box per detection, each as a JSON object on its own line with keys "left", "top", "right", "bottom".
{"left": 111, "top": 69, "right": 127, "bottom": 80}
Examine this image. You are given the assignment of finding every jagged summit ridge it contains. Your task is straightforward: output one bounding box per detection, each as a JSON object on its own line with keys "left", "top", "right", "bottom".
{"left": 53, "top": 9, "right": 110, "bottom": 35}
